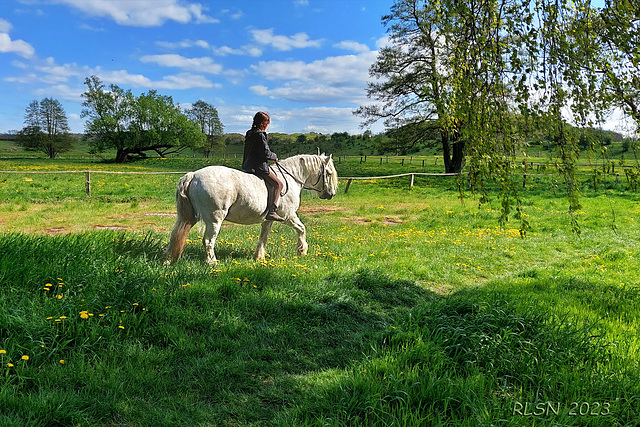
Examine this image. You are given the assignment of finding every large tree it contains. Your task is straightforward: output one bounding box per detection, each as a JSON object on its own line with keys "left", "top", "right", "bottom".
{"left": 185, "top": 100, "right": 225, "bottom": 158}
{"left": 16, "top": 98, "right": 73, "bottom": 159}
{"left": 596, "top": 0, "right": 640, "bottom": 130}
{"left": 357, "top": 0, "right": 637, "bottom": 233}
{"left": 81, "top": 76, "right": 205, "bottom": 162}
{"left": 356, "top": 0, "right": 523, "bottom": 175}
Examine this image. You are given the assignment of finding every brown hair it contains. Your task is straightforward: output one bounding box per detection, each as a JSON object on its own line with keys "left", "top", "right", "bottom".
{"left": 252, "top": 111, "right": 270, "bottom": 128}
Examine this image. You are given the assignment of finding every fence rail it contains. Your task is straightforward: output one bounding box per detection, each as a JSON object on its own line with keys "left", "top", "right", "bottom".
{"left": 0, "top": 168, "right": 632, "bottom": 196}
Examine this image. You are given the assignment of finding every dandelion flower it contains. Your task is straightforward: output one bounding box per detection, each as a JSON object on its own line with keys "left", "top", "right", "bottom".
{"left": 7, "top": 363, "right": 13, "bottom": 368}
{"left": 21, "top": 355, "right": 29, "bottom": 361}
{"left": 118, "top": 326, "right": 125, "bottom": 330}
{"left": 0, "top": 350, "right": 5, "bottom": 354}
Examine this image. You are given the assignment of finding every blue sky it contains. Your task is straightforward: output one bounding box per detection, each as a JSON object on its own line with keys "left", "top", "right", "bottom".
{"left": 1, "top": 0, "right": 624, "bottom": 138}
{"left": 0, "top": 0, "right": 392, "bottom": 135}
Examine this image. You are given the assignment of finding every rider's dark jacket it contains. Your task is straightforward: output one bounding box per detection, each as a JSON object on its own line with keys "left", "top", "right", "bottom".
{"left": 242, "top": 126, "right": 277, "bottom": 176}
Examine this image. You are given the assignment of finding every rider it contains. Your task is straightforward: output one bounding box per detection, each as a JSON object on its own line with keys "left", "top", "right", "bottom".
{"left": 242, "top": 111, "right": 285, "bottom": 222}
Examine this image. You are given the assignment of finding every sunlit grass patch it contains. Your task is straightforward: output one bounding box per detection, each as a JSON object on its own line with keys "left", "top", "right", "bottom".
{"left": 1, "top": 156, "right": 640, "bottom": 425}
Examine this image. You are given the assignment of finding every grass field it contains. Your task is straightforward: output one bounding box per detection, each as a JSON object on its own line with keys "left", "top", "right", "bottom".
{"left": 1, "top": 154, "right": 639, "bottom": 426}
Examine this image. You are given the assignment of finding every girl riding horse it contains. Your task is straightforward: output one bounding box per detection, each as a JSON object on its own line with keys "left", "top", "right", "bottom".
{"left": 242, "top": 112, "right": 285, "bottom": 222}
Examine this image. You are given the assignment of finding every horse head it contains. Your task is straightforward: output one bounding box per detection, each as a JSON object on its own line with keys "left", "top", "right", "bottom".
{"left": 317, "top": 153, "right": 338, "bottom": 200}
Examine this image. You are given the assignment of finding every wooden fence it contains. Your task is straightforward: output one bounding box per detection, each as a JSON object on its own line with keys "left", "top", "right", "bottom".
{"left": 1, "top": 168, "right": 632, "bottom": 197}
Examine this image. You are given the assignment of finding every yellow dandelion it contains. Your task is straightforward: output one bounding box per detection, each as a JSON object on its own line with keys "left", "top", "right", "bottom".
{"left": 80, "top": 311, "right": 89, "bottom": 319}
{"left": 7, "top": 363, "right": 13, "bottom": 368}
{"left": 132, "top": 303, "right": 139, "bottom": 306}
{"left": 118, "top": 325, "right": 125, "bottom": 329}
{"left": 59, "top": 360, "right": 65, "bottom": 364}
{"left": 0, "top": 349, "right": 5, "bottom": 354}
{"left": 21, "top": 355, "right": 29, "bottom": 361}
{"left": 56, "top": 295, "right": 63, "bottom": 299}
{"left": 59, "top": 316, "right": 67, "bottom": 319}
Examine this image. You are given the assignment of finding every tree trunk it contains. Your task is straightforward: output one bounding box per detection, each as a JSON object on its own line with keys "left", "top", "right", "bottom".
{"left": 441, "top": 130, "right": 465, "bottom": 173}
{"left": 115, "top": 148, "right": 131, "bottom": 163}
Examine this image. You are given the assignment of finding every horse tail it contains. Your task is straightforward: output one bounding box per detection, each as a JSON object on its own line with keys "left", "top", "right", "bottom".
{"left": 163, "top": 172, "right": 199, "bottom": 264}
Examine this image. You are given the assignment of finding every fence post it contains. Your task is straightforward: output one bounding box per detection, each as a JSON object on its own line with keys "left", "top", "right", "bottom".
{"left": 344, "top": 179, "right": 353, "bottom": 194}
{"left": 85, "top": 171, "right": 91, "bottom": 197}
{"left": 410, "top": 174, "right": 415, "bottom": 187}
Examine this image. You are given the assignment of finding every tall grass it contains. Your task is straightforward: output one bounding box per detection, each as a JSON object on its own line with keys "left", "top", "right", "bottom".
{"left": 0, "top": 157, "right": 639, "bottom": 425}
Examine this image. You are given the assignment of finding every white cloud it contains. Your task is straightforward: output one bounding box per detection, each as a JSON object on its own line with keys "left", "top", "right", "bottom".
{"left": 250, "top": 52, "right": 377, "bottom": 103}
{"left": 251, "top": 29, "right": 323, "bottom": 51}
{"left": 96, "top": 69, "right": 217, "bottom": 90}
{"left": 154, "top": 73, "right": 220, "bottom": 90}
{"left": 51, "top": 0, "right": 218, "bottom": 27}
{"left": 0, "top": 18, "right": 12, "bottom": 33}
{"left": 334, "top": 40, "right": 370, "bottom": 53}
{"left": 0, "top": 19, "right": 35, "bottom": 58}
{"left": 156, "top": 38, "right": 262, "bottom": 57}
{"left": 156, "top": 39, "right": 211, "bottom": 50}
{"left": 140, "top": 54, "right": 223, "bottom": 74}
{"left": 33, "top": 84, "right": 84, "bottom": 101}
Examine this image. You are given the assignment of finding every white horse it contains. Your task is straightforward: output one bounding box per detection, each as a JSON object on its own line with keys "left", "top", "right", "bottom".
{"left": 163, "top": 153, "right": 338, "bottom": 264}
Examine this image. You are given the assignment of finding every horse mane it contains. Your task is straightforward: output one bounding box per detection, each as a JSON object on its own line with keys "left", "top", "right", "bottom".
{"left": 279, "top": 153, "right": 338, "bottom": 194}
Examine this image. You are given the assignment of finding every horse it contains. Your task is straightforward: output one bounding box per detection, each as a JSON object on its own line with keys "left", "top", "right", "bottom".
{"left": 162, "top": 153, "right": 338, "bottom": 265}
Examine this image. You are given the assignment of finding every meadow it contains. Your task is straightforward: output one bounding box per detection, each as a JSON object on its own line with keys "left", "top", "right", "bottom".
{"left": 0, "top": 153, "right": 639, "bottom": 426}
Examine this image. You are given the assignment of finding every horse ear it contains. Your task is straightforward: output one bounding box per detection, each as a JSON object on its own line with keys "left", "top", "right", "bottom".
{"left": 317, "top": 147, "right": 320, "bottom": 156}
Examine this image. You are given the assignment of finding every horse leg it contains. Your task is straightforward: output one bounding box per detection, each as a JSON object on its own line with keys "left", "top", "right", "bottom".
{"left": 202, "top": 211, "right": 225, "bottom": 265}
{"left": 286, "top": 214, "right": 308, "bottom": 256}
{"left": 254, "top": 221, "right": 273, "bottom": 260}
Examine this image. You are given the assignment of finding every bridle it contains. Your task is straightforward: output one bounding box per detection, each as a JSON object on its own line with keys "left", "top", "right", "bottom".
{"left": 272, "top": 161, "right": 326, "bottom": 197}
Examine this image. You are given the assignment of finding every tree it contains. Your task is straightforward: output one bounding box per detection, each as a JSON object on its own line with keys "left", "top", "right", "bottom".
{"left": 356, "top": 0, "right": 523, "bottom": 174}
{"left": 185, "top": 100, "right": 225, "bottom": 157}
{"left": 16, "top": 98, "right": 73, "bottom": 158}
{"left": 596, "top": 0, "right": 640, "bottom": 130}
{"left": 358, "top": 0, "right": 626, "bottom": 234}
{"left": 81, "top": 75, "right": 205, "bottom": 162}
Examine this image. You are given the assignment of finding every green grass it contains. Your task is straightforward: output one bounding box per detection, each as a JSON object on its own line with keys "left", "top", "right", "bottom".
{"left": 0, "top": 157, "right": 639, "bottom": 425}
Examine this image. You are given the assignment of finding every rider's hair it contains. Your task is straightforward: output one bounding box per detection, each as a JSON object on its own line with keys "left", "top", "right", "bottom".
{"left": 252, "top": 111, "right": 270, "bottom": 128}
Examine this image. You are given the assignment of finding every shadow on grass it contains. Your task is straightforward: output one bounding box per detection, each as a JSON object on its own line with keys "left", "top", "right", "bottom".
{"left": 1, "top": 232, "right": 638, "bottom": 426}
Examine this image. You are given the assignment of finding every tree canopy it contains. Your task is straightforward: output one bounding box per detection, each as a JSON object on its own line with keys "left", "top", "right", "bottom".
{"left": 16, "top": 98, "right": 73, "bottom": 159}
{"left": 185, "top": 100, "right": 225, "bottom": 158}
{"left": 81, "top": 76, "right": 205, "bottom": 162}
{"left": 357, "top": 0, "right": 640, "bottom": 234}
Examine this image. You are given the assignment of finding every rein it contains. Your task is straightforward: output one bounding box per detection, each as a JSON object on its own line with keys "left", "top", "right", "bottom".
{"left": 272, "top": 161, "right": 324, "bottom": 196}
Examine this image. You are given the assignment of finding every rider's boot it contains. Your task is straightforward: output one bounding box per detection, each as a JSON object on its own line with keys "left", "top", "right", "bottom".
{"left": 265, "top": 203, "right": 285, "bottom": 222}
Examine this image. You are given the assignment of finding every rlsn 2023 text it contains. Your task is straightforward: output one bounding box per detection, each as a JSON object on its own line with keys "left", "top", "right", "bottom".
{"left": 513, "top": 401, "right": 612, "bottom": 417}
